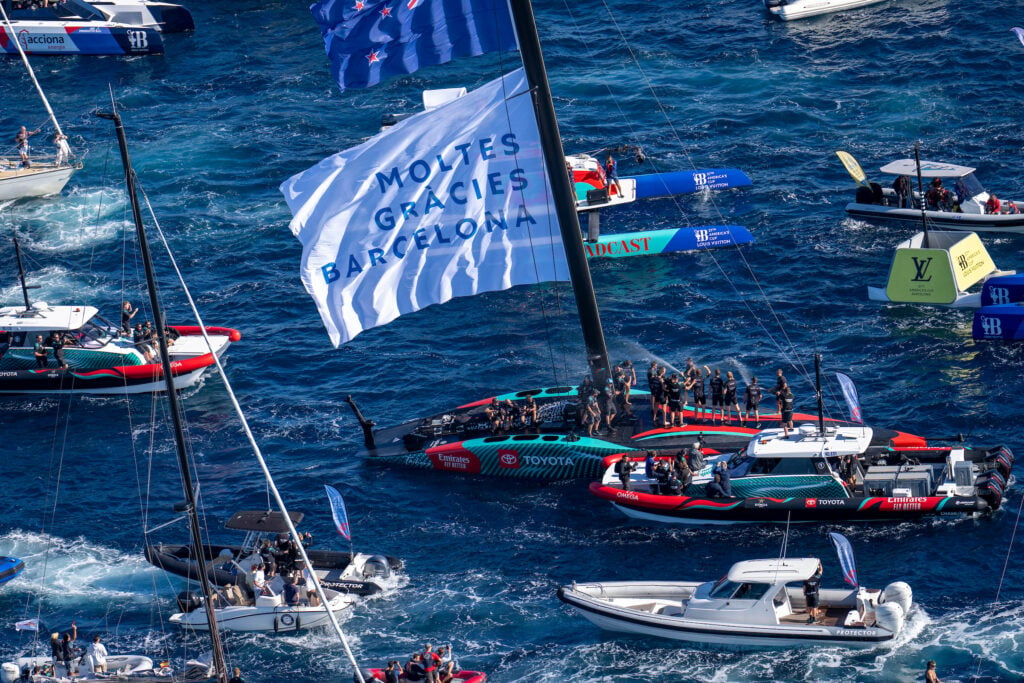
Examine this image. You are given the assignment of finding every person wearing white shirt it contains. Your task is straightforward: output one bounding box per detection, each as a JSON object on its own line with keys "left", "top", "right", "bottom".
{"left": 87, "top": 635, "right": 108, "bottom": 673}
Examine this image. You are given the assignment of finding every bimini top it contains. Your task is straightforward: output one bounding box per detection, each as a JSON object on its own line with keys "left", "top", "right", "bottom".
{"left": 726, "top": 558, "right": 821, "bottom": 584}
{"left": 0, "top": 304, "right": 98, "bottom": 332}
{"left": 225, "top": 510, "right": 304, "bottom": 532}
{"left": 879, "top": 160, "right": 976, "bottom": 178}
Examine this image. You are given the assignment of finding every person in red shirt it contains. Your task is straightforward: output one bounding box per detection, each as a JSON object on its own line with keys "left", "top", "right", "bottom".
{"left": 422, "top": 644, "right": 441, "bottom": 683}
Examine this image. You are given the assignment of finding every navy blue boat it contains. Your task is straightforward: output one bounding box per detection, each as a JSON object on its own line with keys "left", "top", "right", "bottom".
{"left": 0, "top": 556, "right": 25, "bottom": 585}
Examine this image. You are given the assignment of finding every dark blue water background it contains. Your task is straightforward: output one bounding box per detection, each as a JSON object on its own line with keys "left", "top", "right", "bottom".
{"left": 2, "top": 1, "right": 1024, "bottom": 681}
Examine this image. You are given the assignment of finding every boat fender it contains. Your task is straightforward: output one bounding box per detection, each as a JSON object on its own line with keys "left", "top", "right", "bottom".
{"left": 881, "top": 581, "right": 913, "bottom": 615}
{"left": 273, "top": 615, "right": 279, "bottom": 633}
{"left": 295, "top": 614, "right": 301, "bottom": 631}
{"left": 874, "top": 602, "right": 904, "bottom": 634}
{"left": 175, "top": 590, "right": 203, "bottom": 614}
{"left": 362, "top": 555, "right": 392, "bottom": 580}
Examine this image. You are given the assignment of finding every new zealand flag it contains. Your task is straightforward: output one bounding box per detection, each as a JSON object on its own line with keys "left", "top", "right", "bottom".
{"left": 311, "top": 0, "right": 518, "bottom": 92}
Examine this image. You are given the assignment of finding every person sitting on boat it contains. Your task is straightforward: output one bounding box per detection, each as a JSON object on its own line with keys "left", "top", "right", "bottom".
{"left": 892, "top": 174, "right": 911, "bottom": 208}
{"left": 925, "top": 178, "right": 950, "bottom": 210}
{"left": 705, "top": 461, "right": 733, "bottom": 498}
{"left": 986, "top": 194, "right": 1002, "bottom": 215}
{"left": 502, "top": 398, "right": 521, "bottom": 431}
{"left": 925, "top": 660, "right": 942, "bottom": 683}
{"left": 674, "top": 456, "right": 693, "bottom": 492}
{"left": 644, "top": 451, "right": 657, "bottom": 479}
{"left": 133, "top": 323, "right": 155, "bottom": 362}
{"left": 604, "top": 154, "right": 624, "bottom": 198}
{"left": 251, "top": 562, "right": 269, "bottom": 595}
{"left": 383, "top": 661, "right": 402, "bottom": 683}
{"left": 1006, "top": 200, "right": 1020, "bottom": 215}
{"left": 687, "top": 441, "right": 705, "bottom": 471}
{"left": 436, "top": 645, "right": 455, "bottom": 683}
{"left": 838, "top": 453, "right": 857, "bottom": 491}
{"left": 521, "top": 394, "right": 538, "bottom": 430}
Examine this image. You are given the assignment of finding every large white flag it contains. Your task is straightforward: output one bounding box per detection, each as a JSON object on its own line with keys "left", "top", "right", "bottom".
{"left": 281, "top": 68, "right": 567, "bottom": 346}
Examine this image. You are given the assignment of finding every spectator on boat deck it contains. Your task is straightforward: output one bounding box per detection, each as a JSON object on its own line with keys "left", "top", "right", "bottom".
{"left": 251, "top": 562, "right": 268, "bottom": 595}
{"left": 675, "top": 457, "right": 692, "bottom": 491}
{"left": 58, "top": 624, "right": 76, "bottom": 676}
{"left": 705, "top": 461, "right": 732, "bottom": 498}
{"left": 404, "top": 654, "right": 426, "bottom": 683}
{"left": 133, "top": 323, "right": 154, "bottom": 362}
{"left": 120, "top": 301, "right": 138, "bottom": 334}
{"left": 924, "top": 660, "right": 942, "bottom": 683}
{"left": 986, "top": 194, "right": 1002, "bottom": 215}
{"left": 422, "top": 644, "right": 441, "bottom": 683}
{"left": 282, "top": 575, "right": 300, "bottom": 606}
{"left": 772, "top": 368, "right": 787, "bottom": 398}
{"left": 803, "top": 562, "right": 823, "bottom": 623}
{"left": 892, "top": 174, "right": 911, "bottom": 208}
{"left": 87, "top": 635, "right": 108, "bottom": 674}
{"left": 383, "top": 661, "right": 402, "bottom": 683}
{"left": 644, "top": 450, "right": 656, "bottom": 479}
{"left": 54, "top": 132, "right": 71, "bottom": 167}
{"left": 615, "top": 455, "right": 634, "bottom": 491}
{"left": 227, "top": 667, "right": 246, "bottom": 683}
{"left": 15, "top": 126, "right": 38, "bottom": 168}
{"left": 33, "top": 334, "right": 48, "bottom": 368}
{"left": 925, "top": 178, "right": 949, "bottom": 210}
{"left": 604, "top": 154, "right": 623, "bottom": 198}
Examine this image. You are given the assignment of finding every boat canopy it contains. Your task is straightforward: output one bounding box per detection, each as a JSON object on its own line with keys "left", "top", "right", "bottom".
{"left": 225, "top": 510, "right": 304, "bottom": 532}
{"left": 0, "top": 304, "right": 98, "bottom": 332}
{"left": 879, "top": 159, "right": 976, "bottom": 178}
{"left": 727, "top": 558, "right": 820, "bottom": 584}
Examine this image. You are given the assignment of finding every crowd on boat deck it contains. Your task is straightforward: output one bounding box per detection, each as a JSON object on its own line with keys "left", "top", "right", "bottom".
{"left": 210, "top": 532, "right": 318, "bottom": 607}
{"left": 9, "top": 124, "right": 72, "bottom": 168}
{"left": 893, "top": 175, "right": 1019, "bottom": 214}
{"left": 388, "top": 644, "right": 457, "bottom": 683}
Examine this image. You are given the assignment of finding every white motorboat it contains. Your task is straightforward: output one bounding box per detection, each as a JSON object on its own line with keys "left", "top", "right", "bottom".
{"left": 170, "top": 584, "right": 355, "bottom": 633}
{"left": 839, "top": 152, "right": 1024, "bottom": 233}
{"left": 85, "top": 0, "right": 194, "bottom": 32}
{"left": 1, "top": 654, "right": 155, "bottom": 681}
{"left": 0, "top": 239, "right": 240, "bottom": 395}
{"left": 764, "top": 0, "right": 887, "bottom": 21}
{"left": 558, "top": 555, "right": 913, "bottom": 647}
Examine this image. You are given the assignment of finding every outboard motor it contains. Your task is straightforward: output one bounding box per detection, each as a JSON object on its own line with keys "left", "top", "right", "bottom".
{"left": 176, "top": 590, "right": 204, "bottom": 614}
{"left": 855, "top": 185, "right": 876, "bottom": 204}
{"left": 362, "top": 555, "right": 392, "bottom": 580}
{"left": 764, "top": 0, "right": 785, "bottom": 7}
{"left": 985, "top": 446, "right": 1014, "bottom": 479}
{"left": 978, "top": 472, "right": 1006, "bottom": 510}
{"left": 881, "top": 581, "right": 913, "bottom": 615}
{"left": 874, "top": 602, "right": 905, "bottom": 634}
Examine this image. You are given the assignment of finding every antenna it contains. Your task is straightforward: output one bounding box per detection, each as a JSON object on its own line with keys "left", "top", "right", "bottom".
{"left": 913, "top": 143, "right": 929, "bottom": 246}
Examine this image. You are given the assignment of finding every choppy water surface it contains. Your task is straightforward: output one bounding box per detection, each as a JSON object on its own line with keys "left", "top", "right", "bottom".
{"left": 2, "top": 1, "right": 1024, "bottom": 681}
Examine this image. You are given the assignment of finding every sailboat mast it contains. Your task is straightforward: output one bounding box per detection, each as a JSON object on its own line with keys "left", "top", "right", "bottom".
{"left": 97, "top": 110, "right": 229, "bottom": 683}
{"left": 509, "top": 0, "right": 611, "bottom": 384}
{"left": 814, "top": 353, "right": 824, "bottom": 436}
{"left": 13, "top": 236, "right": 32, "bottom": 312}
{"left": 913, "top": 143, "right": 928, "bottom": 246}
{"left": 0, "top": 3, "right": 64, "bottom": 138}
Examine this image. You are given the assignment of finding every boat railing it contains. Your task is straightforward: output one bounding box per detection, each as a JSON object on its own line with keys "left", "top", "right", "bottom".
{"left": 0, "top": 151, "right": 84, "bottom": 172}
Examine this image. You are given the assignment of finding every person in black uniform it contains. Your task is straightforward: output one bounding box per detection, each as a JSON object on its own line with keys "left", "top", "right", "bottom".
{"left": 583, "top": 390, "right": 600, "bottom": 437}
{"left": 120, "top": 301, "right": 138, "bottom": 335}
{"left": 615, "top": 456, "right": 634, "bottom": 490}
{"left": 686, "top": 365, "right": 710, "bottom": 423}
{"left": 48, "top": 332, "right": 69, "bottom": 370}
{"left": 743, "top": 376, "right": 762, "bottom": 428}
{"left": 723, "top": 371, "right": 740, "bottom": 424}
{"left": 666, "top": 374, "right": 683, "bottom": 427}
{"left": 522, "top": 395, "right": 538, "bottom": 431}
{"left": 773, "top": 368, "right": 787, "bottom": 399}
{"left": 599, "top": 379, "right": 617, "bottom": 433}
{"left": 646, "top": 361, "right": 658, "bottom": 418}
{"left": 484, "top": 399, "right": 501, "bottom": 434}
{"left": 778, "top": 383, "right": 795, "bottom": 437}
{"left": 803, "top": 562, "right": 823, "bottom": 623}
{"left": 709, "top": 369, "right": 725, "bottom": 425}
{"left": 33, "top": 334, "right": 48, "bottom": 368}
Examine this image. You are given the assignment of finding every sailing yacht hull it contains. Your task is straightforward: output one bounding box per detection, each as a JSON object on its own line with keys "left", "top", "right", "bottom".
{"left": 0, "top": 21, "right": 163, "bottom": 55}
{"left": 171, "top": 594, "right": 354, "bottom": 633}
{"left": 0, "top": 164, "right": 76, "bottom": 201}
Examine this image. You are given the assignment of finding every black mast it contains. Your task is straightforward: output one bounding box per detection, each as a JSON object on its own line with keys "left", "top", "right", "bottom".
{"left": 509, "top": 0, "right": 611, "bottom": 385}
{"left": 814, "top": 353, "right": 824, "bottom": 436}
{"left": 13, "top": 235, "right": 35, "bottom": 312}
{"left": 97, "top": 109, "right": 229, "bottom": 683}
{"left": 913, "top": 142, "right": 929, "bottom": 246}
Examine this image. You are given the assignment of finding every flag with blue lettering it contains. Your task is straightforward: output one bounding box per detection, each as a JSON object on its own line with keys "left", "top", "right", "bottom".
{"left": 324, "top": 484, "right": 351, "bottom": 540}
{"left": 835, "top": 372, "right": 863, "bottom": 424}
{"left": 828, "top": 531, "right": 858, "bottom": 587}
{"left": 281, "top": 68, "right": 566, "bottom": 346}
{"left": 311, "top": 0, "right": 518, "bottom": 92}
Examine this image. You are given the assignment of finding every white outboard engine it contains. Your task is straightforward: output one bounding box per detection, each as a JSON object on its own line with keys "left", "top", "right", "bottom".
{"left": 1, "top": 662, "right": 21, "bottom": 683}
{"left": 882, "top": 581, "right": 913, "bottom": 615}
{"left": 362, "top": 555, "right": 392, "bottom": 580}
{"left": 874, "top": 602, "right": 905, "bottom": 634}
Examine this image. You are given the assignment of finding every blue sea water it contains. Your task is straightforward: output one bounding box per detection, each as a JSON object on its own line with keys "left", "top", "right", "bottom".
{"left": 2, "top": 0, "right": 1024, "bottom": 681}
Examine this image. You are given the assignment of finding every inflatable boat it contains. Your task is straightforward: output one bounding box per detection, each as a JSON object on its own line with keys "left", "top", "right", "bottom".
{"left": 764, "top": 0, "right": 887, "bottom": 21}
{"left": 0, "top": 556, "right": 24, "bottom": 585}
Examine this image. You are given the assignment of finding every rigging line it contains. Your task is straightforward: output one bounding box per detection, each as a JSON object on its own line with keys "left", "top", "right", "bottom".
{"left": 136, "top": 185, "right": 365, "bottom": 682}
{"left": 993, "top": 481, "right": 1023, "bottom": 603}
{"left": 496, "top": 67, "right": 567, "bottom": 386}
{"left": 562, "top": 0, "right": 731, "bottom": 228}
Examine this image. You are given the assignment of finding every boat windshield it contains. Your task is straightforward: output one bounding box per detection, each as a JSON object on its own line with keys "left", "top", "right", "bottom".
{"left": 748, "top": 456, "right": 828, "bottom": 476}
{"left": 73, "top": 316, "right": 115, "bottom": 349}
{"left": 709, "top": 579, "right": 772, "bottom": 601}
{"left": 958, "top": 172, "right": 985, "bottom": 199}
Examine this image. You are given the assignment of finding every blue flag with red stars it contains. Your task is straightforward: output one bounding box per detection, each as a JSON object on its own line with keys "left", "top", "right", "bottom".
{"left": 311, "top": 0, "right": 518, "bottom": 93}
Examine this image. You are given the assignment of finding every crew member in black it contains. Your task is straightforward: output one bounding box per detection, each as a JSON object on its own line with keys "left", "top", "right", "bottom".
{"left": 675, "top": 456, "right": 692, "bottom": 491}
{"left": 773, "top": 368, "right": 787, "bottom": 398}
{"left": 48, "top": 332, "right": 68, "bottom": 370}
{"left": 577, "top": 375, "right": 594, "bottom": 401}
{"left": 484, "top": 399, "right": 501, "bottom": 434}
{"left": 687, "top": 365, "right": 709, "bottom": 422}
{"left": 838, "top": 453, "right": 857, "bottom": 491}
{"left": 646, "top": 361, "right": 658, "bottom": 417}
{"left": 653, "top": 460, "right": 670, "bottom": 494}
{"left": 583, "top": 389, "right": 600, "bottom": 437}
{"left": 803, "top": 562, "right": 822, "bottom": 623}
{"left": 709, "top": 369, "right": 725, "bottom": 424}
{"left": 723, "top": 371, "right": 740, "bottom": 424}
{"left": 522, "top": 395, "right": 538, "bottom": 431}
{"left": 778, "top": 383, "right": 795, "bottom": 437}
{"left": 892, "top": 174, "right": 911, "bottom": 208}
{"left": 666, "top": 374, "right": 684, "bottom": 427}
{"left": 613, "top": 367, "right": 632, "bottom": 416}
{"left": 33, "top": 334, "right": 48, "bottom": 368}
{"left": 599, "top": 379, "right": 617, "bottom": 432}
{"left": 120, "top": 301, "right": 138, "bottom": 334}
{"left": 743, "top": 376, "right": 762, "bottom": 427}
{"left": 502, "top": 399, "right": 520, "bottom": 431}
{"left": 615, "top": 456, "right": 634, "bottom": 490}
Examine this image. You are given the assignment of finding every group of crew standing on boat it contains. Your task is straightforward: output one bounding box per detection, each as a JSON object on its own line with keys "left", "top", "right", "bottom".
{"left": 11, "top": 125, "right": 72, "bottom": 169}
{"left": 387, "top": 644, "right": 457, "bottom": 683}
